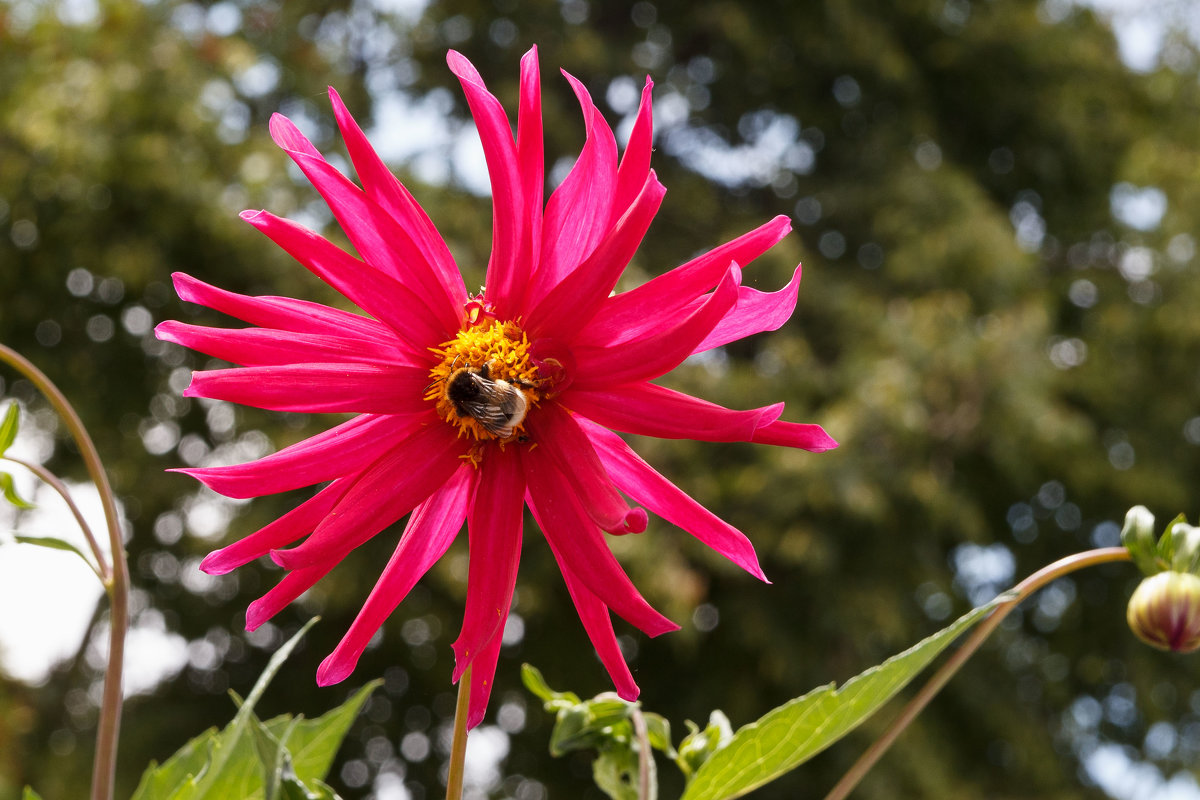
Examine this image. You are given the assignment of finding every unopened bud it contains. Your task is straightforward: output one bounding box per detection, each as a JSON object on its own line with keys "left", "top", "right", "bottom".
{"left": 1127, "top": 571, "right": 1200, "bottom": 653}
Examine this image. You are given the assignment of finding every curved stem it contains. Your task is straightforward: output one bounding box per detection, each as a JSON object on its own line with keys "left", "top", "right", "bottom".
{"left": 2, "top": 454, "right": 108, "bottom": 581}
{"left": 823, "top": 546, "right": 1132, "bottom": 800}
{"left": 630, "top": 706, "right": 655, "bottom": 800}
{"left": 446, "top": 665, "right": 472, "bottom": 800}
{"left": 0, "top": 343, "right": 130, "bottom": 800}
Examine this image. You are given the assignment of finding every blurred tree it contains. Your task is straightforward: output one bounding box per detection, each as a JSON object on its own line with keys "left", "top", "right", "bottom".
{"left": 2, "top": 0, "right": 1200, "bottom": 798}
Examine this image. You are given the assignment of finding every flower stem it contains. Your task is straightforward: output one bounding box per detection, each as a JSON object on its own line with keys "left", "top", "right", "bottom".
{"left": 822, "top": 546, "right": 1132, "bottom": 800}
{"left": 446, "top": 664, "right": 472, "bottom": 800}
{"left": 630, "top": 706, "right": 656, "bottom": 800}
{"left": 0, "top": 343, "right": 130, "bottom": 800}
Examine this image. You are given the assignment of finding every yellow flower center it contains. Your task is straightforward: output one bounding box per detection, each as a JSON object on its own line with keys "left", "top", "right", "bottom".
{"left": 426, "top": 319, "right": 543, "bottom": 449}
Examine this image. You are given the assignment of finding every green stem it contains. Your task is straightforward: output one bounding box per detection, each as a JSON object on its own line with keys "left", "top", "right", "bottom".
{"left": 823, "top": 546, "right": 1132, "bottom": 800}
{"left": 446, "top": 665, "right": 472, "bottom": 800}
{"left": 0, "top": 343, "right": 130, "bottom": 800}
{"left": 630, "top": 706, "right": 656, "bottom": 800}
{"left": 2, "top": 454, "right": 107, "bottom": 581}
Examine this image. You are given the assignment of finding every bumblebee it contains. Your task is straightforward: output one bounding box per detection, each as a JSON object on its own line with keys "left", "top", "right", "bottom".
{"left": 444, "top": 360, "right": 529, "bottom": 439}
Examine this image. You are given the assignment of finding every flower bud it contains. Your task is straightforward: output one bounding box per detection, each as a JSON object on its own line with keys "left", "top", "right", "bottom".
{"left": 1122, "top": 505, "right": 1160, "bottom": 576}
{"left": 1127, "top": 571, "right": 1200, "bottom": 652}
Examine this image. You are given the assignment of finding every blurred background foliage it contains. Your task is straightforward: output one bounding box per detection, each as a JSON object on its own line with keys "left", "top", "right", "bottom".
{"left": 1, "top": 0, "right": 1200, "bottom": 797}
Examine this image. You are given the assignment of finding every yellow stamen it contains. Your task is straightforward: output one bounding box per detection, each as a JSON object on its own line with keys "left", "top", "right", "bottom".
{"left": 426, "top": 318, "right": 542, "bottom": 446}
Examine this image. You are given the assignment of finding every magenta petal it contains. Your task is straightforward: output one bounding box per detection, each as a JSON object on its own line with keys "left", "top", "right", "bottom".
{"left": 527, "top": 403, "right": 645, "bottom": 535}
{"left": 570, "top": 264, "right": 740, "bottom": 389}
{"left": 580, "top": 418, "right": 767, "bottom": 581}
{"left": 566, "top": 383, "right": 782, "bottom": 442}
{"left": 464, "top": 608, "right": 509, "bottom": 730}
{"left": 272, "top": 421, "right": 466, "bottom": 570}
{"left": 155, "top": 320, "right": 411, "bottom": 368}
{"left": 179, "top": 414, "right": 416, "bottom": 499}
{"left": 752, "top": 419, "right": 839, "bottom": 452}
{"left": 580, "top": 215, "right": 793, "bottom": 347}
{"left": 317, "top": 466, "right": 474, "bottom": 686}
{"left": 184, "top": 363, "right": 432, "bottom": 416}
{"left": 200, "top": 477, "right": 353, "bottom": 575}
{"left": 326, "top": 87, "right": 466, "bottom": 314}
{"left": 551, "top": 550, "right": 640, "bottom": 701}
{"left": 612, "top": 76, "right": 654, "bottom": 230}
{"left": 246, "top": 561, "right": 336, "bottom": 631}
{"left": 452, "top": 449, "right": 525, "bottom": 681}
{"left": 239, "top": 210, "right": 451, "bottom": 352}
{"left": 267, "top": 114, "right": 462, "bottom": 335}
{"left": 533, "top": 71, "right": 619, "bottom": 295}
{"left": 447, "top": 50, "right": 525, "bottom": 321}
{"left": 526, "top": 171, "right": 666, "bottom": 343}
{"left": 170, "top": 273, "right": 394, "bottom": 343}
{"left": 512, "top": 45, "right": 544, "bottom": 316}
{"left": 693, "top": 265, "right": 803, "bottom": 354}
{"left": 524, "top": 446, "right": 677, "bottom": 637}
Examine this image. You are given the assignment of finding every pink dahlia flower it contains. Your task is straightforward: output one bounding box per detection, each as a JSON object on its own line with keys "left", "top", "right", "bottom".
{"left": 158, "top": 47, "right": 836, "bottom": 727}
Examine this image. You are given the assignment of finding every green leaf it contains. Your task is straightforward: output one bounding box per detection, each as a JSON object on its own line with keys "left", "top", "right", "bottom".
{"left": 593, "top": 747, "right": 643, "bottom": 800}
{"left": 22, "top": 788, "right": 45, "bottom": 800}
{"left": 521, "top": 663, "right": 581, "bottom": 708}
{"left": 642, "top": 712, "right": 675, "bottom": 758}
{"left": 130, "top": 618, "right": 320, "bottom": 800}
{"left": 681, "top": 598, "right": 1003, "bottom": 800}
{"left": 129, "top": 729, "right": 220, "bottom": 800}
{"left": 0, "top": 472, "right": 34, "bottom": 509}
{"left": 4, "top": 533, "right": 100, "bottom": 577}
{"left": 0, "top": 402, "right": 19, "bottom": 455}
{"left": 251, "top": 712, "right": 301, "bottom": 800}
{"left": 266, "top": 681, "right": 380, "bottom": 786}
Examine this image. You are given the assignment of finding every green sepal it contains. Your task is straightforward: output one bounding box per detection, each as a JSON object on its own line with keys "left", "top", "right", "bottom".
{"left": 0, "top": 472, "right": 35, "bottom": 509}
{"left": 0, "top": 402, "right": 19, "bottom": 455}
{"left": 22, "top": 788, "right": 45, "bottom": 800}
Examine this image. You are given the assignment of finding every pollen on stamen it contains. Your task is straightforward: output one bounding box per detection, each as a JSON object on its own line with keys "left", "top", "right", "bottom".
{"left": 426, "top": 318, "right": 543, "bottom": 449}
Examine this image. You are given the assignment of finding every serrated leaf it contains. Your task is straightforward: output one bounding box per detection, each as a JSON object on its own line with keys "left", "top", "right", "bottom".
{"left": 0, "top": 472, "right": 34, "bottom": 509}
{"left": 0, "top": 403, "right": 19, "bottom": 455}
{"left": 682, "top": 599, "right": 1002, "bottom": 800}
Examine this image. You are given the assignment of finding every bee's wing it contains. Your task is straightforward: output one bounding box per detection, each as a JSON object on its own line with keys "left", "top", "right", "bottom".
{"left": 459, "top": 397, "right": 518, "bottom": 437}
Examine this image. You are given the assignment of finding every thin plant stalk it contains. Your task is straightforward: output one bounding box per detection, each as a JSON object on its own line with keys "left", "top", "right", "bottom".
{"left": 446, "top": 664, "right": 472, "bottom": 800}
{"left": 823, "top": 546, "right": 1132, "bottom": 800}
{"left": 2, "top": 453, "right": 107, "bottom": 580}
{"left": 630, "top": 706, "right": 654, "bottom": 800}
{"left": 0, "top": 343, "right": 130, "bottom": 800}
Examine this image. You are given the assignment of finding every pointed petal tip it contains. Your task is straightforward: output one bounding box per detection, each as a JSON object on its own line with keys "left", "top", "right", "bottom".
{"left": 239, "top": 208, "right": 265, "bottom": 222}
{"left": 316, "top": 654, "right": 353, "bottom": 687}
{"left": 198, "top": 551, "right": 234, "bottom": 576}
{"left": 245, "top": 602, "right": 269, "bottom": 632}
{"left": 466, "top": 705, "right": 486, "bottom": 730}
{"left": 615, "top": 682, "right": 640, "bottom": 703}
